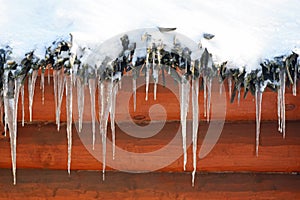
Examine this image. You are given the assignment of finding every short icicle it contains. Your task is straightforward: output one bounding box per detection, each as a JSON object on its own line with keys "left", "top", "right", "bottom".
{"left": 179, "top": 76, "right": 190, "bottom": 171}
{"left": 255, "top": 83, "right": 263, "bottom": 156}
{"left": 88, "top": 78, "right": 96, "bottom": 150}
{"left": 65, "top": 75, "right": 73, "bottom": 175}
{"left": 191, "top": 78, "right": 199, "bottom": 187}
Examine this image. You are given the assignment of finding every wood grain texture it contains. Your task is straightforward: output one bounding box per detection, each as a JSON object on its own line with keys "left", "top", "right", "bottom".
{"left": 0, "top": 121, "right": 299, "bottom": 172}
{"left": 0, "top": 169, "right": 299, "bottom": 200}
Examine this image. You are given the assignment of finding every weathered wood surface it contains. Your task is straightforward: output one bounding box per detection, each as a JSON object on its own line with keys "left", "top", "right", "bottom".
{"left": 0, "top": 121, "right": 299, "bottom": 172}
{"left": 0, "top": 169, "right": 299, "bottom": 200}
{"left": 17, "top": 76, "right": 300, "bottom": 122}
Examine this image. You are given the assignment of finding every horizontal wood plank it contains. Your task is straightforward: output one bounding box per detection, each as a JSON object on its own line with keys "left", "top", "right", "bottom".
{"left": 0, "top": 169, "right": 299, "bottom": 200}
{"left": 0, "top": 121, "right": 299, "bottom": 172}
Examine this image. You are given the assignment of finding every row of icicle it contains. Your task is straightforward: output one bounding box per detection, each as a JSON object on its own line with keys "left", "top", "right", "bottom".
{"left": 0, "top": 29, "right": 299, "bottom": 186}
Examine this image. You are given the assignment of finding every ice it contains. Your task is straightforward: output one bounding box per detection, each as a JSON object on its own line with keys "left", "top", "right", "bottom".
{"left": 293, "top": 65, "right": 297, "bottom": 96}
{"left": 21, "top": 85, "right": 25, "bottom": 126}
{"left": 47, "top": 66, "right": 51, "bottom": 85}
{"left": 110, "top": 82, "right": 118, "bottom": 160}
{"left": 53, "top": 69, "right": 65, "bottom": 131}
{"left": 28, "top": 70, "right": 38, "bottom": 121}
{"left": 179, "top": 76, "right": 190, "bottom": 171}
{"left": 3, "top": 73, "right": 22, "bottom": 184}
{"left": 228, "top": 77, "right": 232, "bottom": 99}
{"left": 76, "top": 77, "right": 85, "bottom": 132}
{"left": 219, "top": 81, "right": 223, "bottom": 95}
{"left": 40, "top": 71, "right": 45, "bottom": 104}
{"left": 206, "top": 78, "right": 212, "bottom": 122}
{"left": 145, "top": 63, "right": 150, "bottom": 101}
{"left": 255, "top": 84, "right": 263, "bottom": 156}
{"left": 132, "top": 78, "right": 137, "bottom": 112}
{"left": 88, "top": 78, "right": 96, "bottom": 150}
{"left": 203, "top": 77, "right": 207, "bottom": 118}
{"left": 98, "top": 80, "right": 113, "bottom": 180}
{"left": 278, "top": 70, "right": 286, "bottom": 138}
{"left": 65, "top": 75, "right": 73, "bottom": 174}
{"left": 237, "top": 83, "right": 241, "bottom": 105}
{"left": 191, "top": 78, "right": 199, "bottom": 186}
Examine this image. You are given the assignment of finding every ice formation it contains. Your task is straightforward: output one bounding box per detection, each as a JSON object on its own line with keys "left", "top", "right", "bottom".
{"left": 0, "top": 27, "right": 299, "bottom": 186}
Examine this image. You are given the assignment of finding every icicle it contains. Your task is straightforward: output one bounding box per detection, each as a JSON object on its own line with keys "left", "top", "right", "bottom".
{"left": 179, "top": 76, "right": 190, "bottom": 171}
{"left": 206, "top": 78, "right": 212, "bottom": 122}
{"left": 228, "top": 77, "right": 232, "bottom": 98}
{"left": 255, "top": 84, "right": 263, "bottom": 156}
{"left": 65, "top": 75, "right": 73, "bottom": 175}
{"left": 28, "top": 70, "right": 38, "bottom": 122}
{"left": 145, "top": 46, "right": 151, "bottom": 101}
{"left": 219, "top": 81, "right": 223, "bottom": 95}
{"left": 53, "top": 69, "right": 65, "bottom": 131}
{"left": 76, "top": 78, "right": 85, "bottom": 132}
{"left": 279, "top": 71, "right": 286, "bottom": 138}
{"left": 110, "top": 82, "right": 118, "bottom": 160}
{"left": 237, "top": 83, "right": 241, "bottom": 105}
{"left": 98, "top": 80, "right": 113, "bottom": 180}
{"left": 203, "top": 77, "right": 207, "bottom": 118}
{"left": 21, "top": 85, "right": 25, "bottom": 126}
{"left": 191, "top": 78, "right": 199, "bottom": 187}
{"left": 88, "top": 78, "right": 96, "bottom": 150}
{"left": 133, "top": 78, "right": 137, "bottom": 112}
{"left": 145, "top": 63, "right": 150, "bottom": 101}
{"left": 48, "top": 65, "right": 51, "bottom": 85}
{"left": 292, "top": 65, "right": 297, "bottom": 96}
{"left": 277, "top": 88, "right": 282, "bottom": 133}
{"left": 4, "top": 75, "right": 22, "bottom": 185}
{"left": 40, "top": 71, "right": 45, "bottom": 104}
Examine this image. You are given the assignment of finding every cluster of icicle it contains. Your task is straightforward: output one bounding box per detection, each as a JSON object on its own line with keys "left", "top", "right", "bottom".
{"left": 0, "top": 28, "right": 299, "bottom": 186}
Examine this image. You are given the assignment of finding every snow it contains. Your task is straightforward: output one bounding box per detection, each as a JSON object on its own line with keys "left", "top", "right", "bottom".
{"left": 1, "top": 0, "right": 300, "bottom": 68}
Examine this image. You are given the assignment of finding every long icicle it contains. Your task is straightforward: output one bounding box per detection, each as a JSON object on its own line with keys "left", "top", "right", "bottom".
{"left": 255, "top": 83, "right": 263, "bottom": 156}
{"left": 28, "top": 70, "right": 38, "bottom": 122}
{"left": 292, "top": 64, "right": 297, "bottom": 96}
{"left": 99, "top": 80, "right": 112, "bottom": 180}
{"left": 4, "top": 75, "right": 22, "bottom": 185}
{"left": 280, "top": 71, "right": 286, "bottom": 138}
{"left": 179, "top": 76, "right": 190, "bottom": 171}
{"left": 40, "top": 71, "right": 45, "bottom": 104}
{"left": 88, "top": 78, "right": 96, "bottom": 150}
{"left": 110, "top": 81, "right": 118, "bottom": 159}
{"left": 21, "top": 85, "right": 25, "bottom": 126}
{"left": 65, "top": 75, "right": 73, "bottom": 175}
{"left": 206, "top": 78, "right": 212, "bottom": 122}
{"left": 191, "top": 78, "right": 199, "bottom": 186}
{"left": 77, "top": 77, "right": 85, "bottom": 132}
{"left": 203, "top": 77, "right": 207, "bottom": 118}
{"left": 133, "top": 78, "right": 137, "bottom": 112}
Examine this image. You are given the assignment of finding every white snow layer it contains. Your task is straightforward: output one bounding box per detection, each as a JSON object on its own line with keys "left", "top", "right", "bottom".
{"left": 0, "top": 0, "right": 300, "bottom": 69}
